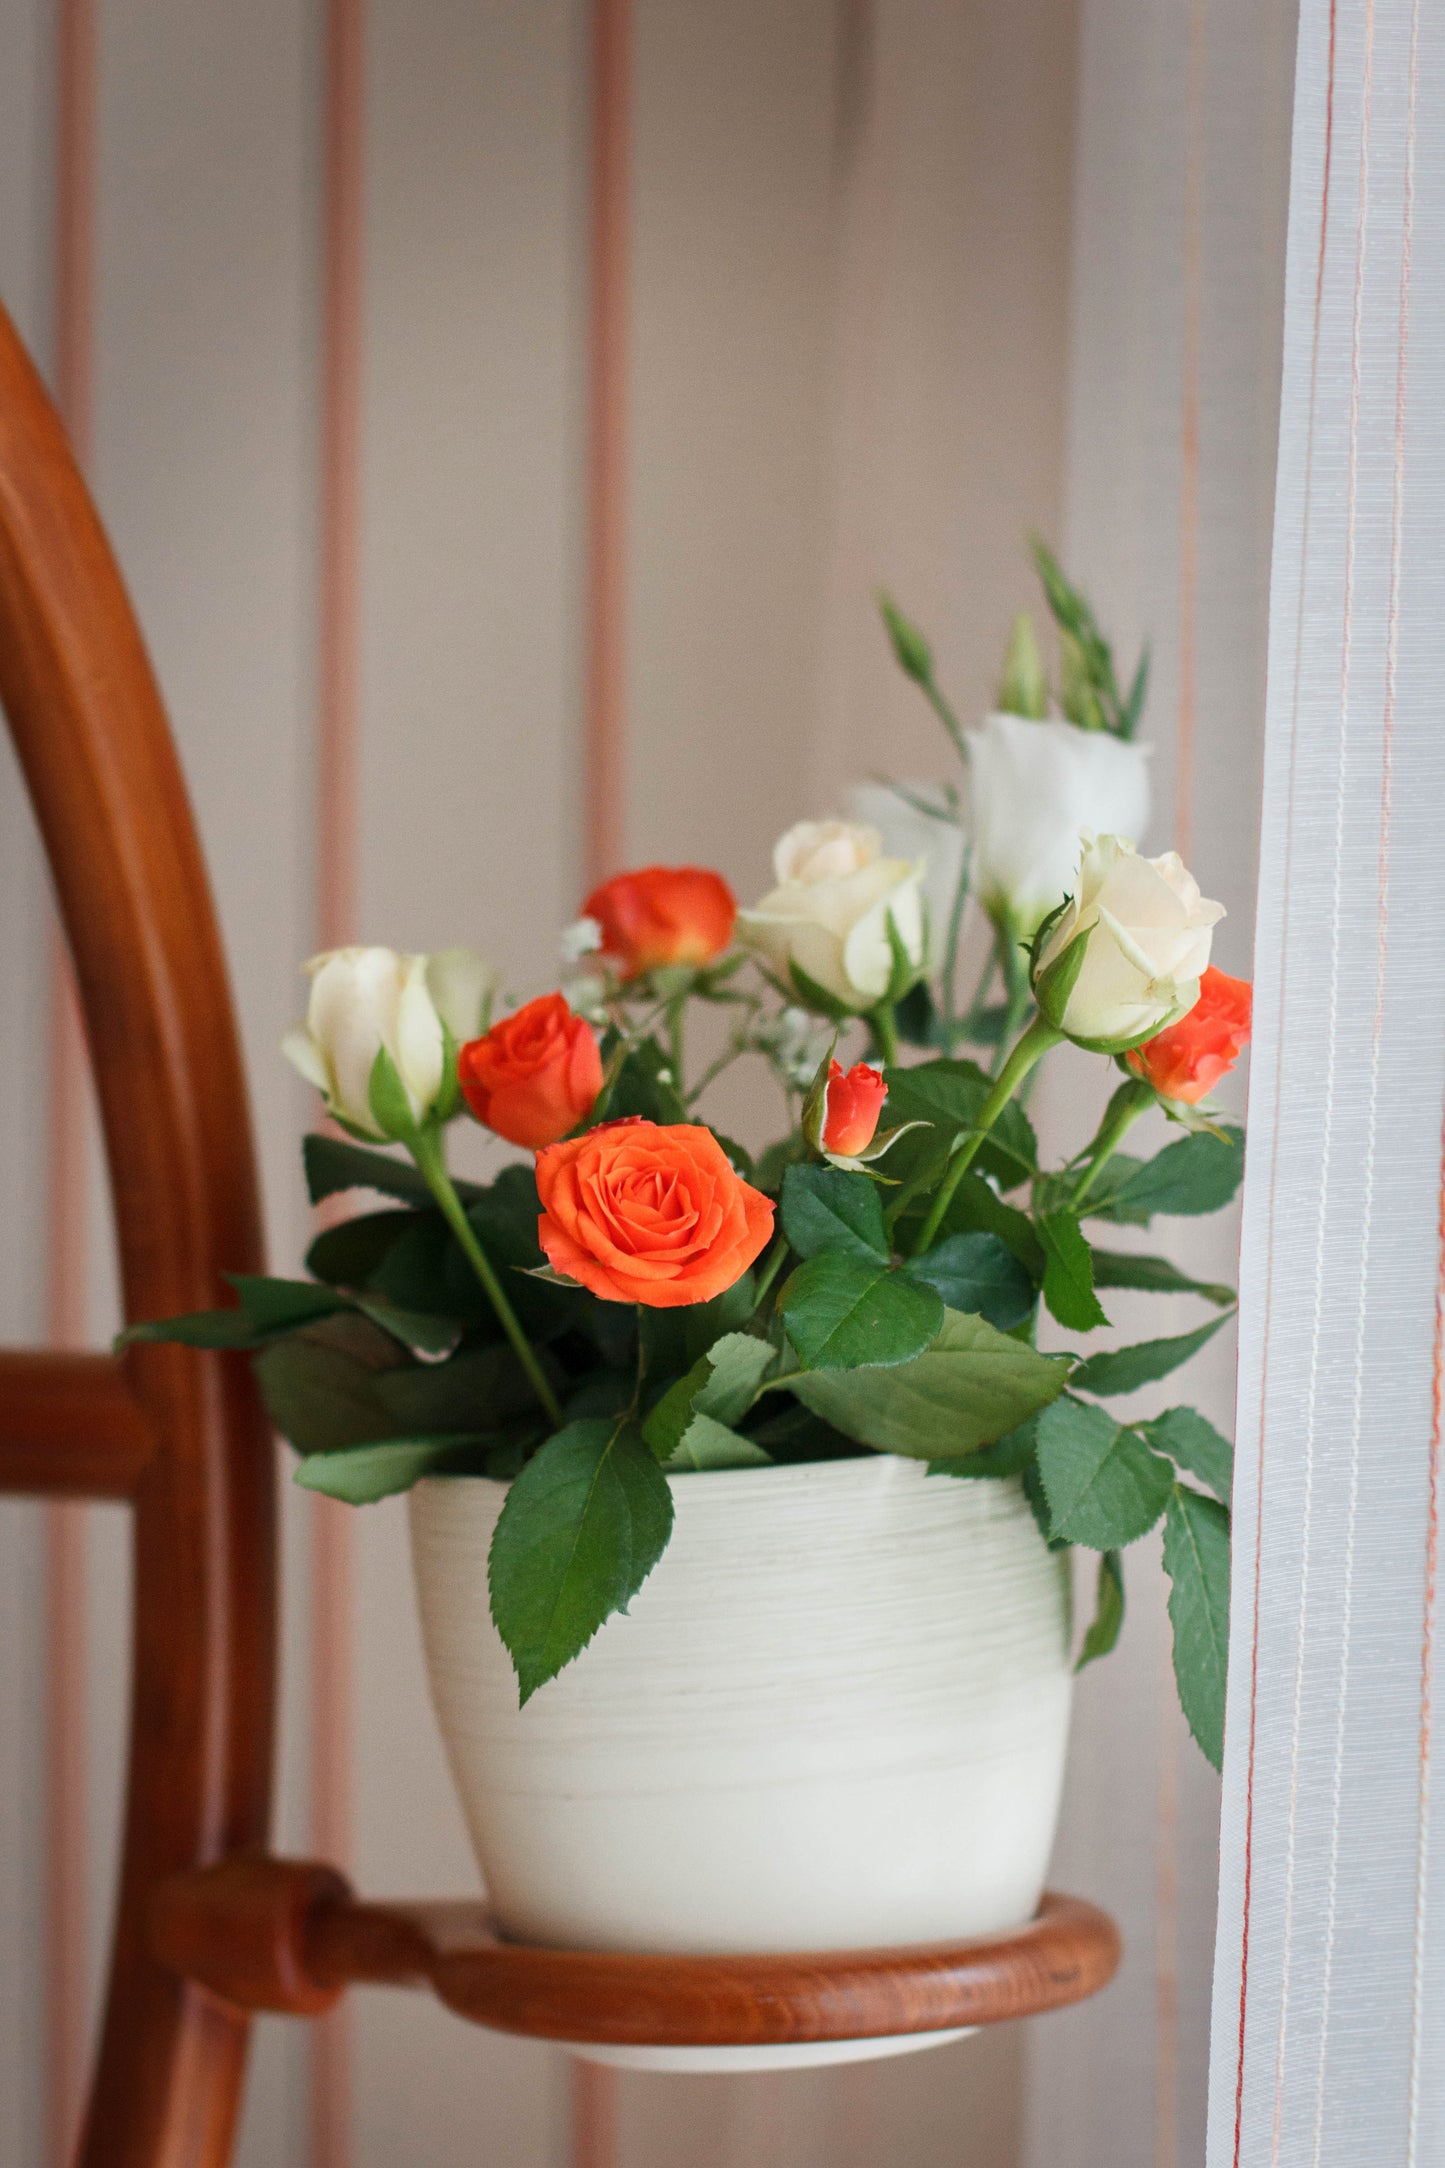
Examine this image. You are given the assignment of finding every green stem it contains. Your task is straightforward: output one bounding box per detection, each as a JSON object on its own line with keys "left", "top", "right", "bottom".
{"left": 870, "top": 1002, "right": 900, "bottom": 1067}
{"left": 920, "top": 674, "right": 969, "bottom": 763}
{"left": 991, "top": 916, "right": 1032, "bottom": 1079}
{"left": 410, "top": 1126, "right": 564, "bottom": 1428}
{"left": 666, "top": 993, "right": 687, "bottom": 1096}
{"left": 750, "top": 1232, "right": 791, "bottom": 1317}
{"left": 1071, "top": 1078, "right": 1154, "bottom": 1208}
{"left": 940, "top": 843, "right": 972, "bottom": 1035}
{"left": 911, "top": 1015, "right": 1062, "bottom": 1256}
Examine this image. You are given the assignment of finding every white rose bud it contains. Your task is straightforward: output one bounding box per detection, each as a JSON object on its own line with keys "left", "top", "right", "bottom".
{"left": 1033, "top": 834, "right": 1224, "bottom": 1050}
{"left": 282, "top": 945, "right": 494, "bottom": 1136}
{"left": 738, "top": 820, "right": 926, "bottom": 1011}
{"left": 849, "top": 782, "right": 964, "bottom": 961}
{"left": 966, "top": 711, "right": 1151, "bottom": 934}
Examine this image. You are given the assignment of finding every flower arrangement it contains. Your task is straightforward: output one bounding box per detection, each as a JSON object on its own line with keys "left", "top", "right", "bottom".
{"left": 128, "top": 547, "right": 1248, "bottom": 1768}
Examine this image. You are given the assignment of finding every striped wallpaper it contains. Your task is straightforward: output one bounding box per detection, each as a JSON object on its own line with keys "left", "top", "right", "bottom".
{"left": 0, "top": 0, "right": 1294, "bottom": 2163}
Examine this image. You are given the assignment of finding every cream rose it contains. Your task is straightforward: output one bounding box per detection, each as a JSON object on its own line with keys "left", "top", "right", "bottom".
{"left": 738, "top": 819, "right": 926, "bottom": 1010}
{"left": 282, "top": 945, "right": 494, "bottom": 1135}
{"left": 1032, "top": 834, "right": 1223, "bottom": 1048}
{"left": 966, "top": 711, "right": 1151, "bottom": 934}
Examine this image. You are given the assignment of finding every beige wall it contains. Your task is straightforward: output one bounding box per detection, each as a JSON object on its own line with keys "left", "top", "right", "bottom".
{"left": 0, "top": 0, "right": 1291, "bottom": 2163}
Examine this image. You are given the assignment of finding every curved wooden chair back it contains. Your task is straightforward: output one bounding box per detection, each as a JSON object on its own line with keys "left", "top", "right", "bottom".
{"left": 0, "top": 299, "right": 275, "bottom": 2166}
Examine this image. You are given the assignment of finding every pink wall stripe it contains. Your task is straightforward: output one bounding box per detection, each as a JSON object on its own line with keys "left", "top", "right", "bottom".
{"left": 573, "top": 4, "right": 633, "bottom": 2158}
{"left": 582, "top": 0, "right": 632, "bottom": 892}
{"left": 310, "top": 0, "right": 365, "bottom": 2159}
{"left": 45, "top": 0, "right": 98, "bottom": 2156}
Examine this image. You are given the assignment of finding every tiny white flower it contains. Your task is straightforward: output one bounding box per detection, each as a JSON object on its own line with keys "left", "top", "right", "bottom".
{"left": 561, "top": 915, "right": 604, "bottom": 962}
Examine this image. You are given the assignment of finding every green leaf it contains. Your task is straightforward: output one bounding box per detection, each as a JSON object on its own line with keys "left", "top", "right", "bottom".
{"left": 665, "top": 1414, "right": 772, "bottom": 1471}
{"left": 306, "top": 1209, "right": 420, "bottom": 1288}
{"left": 642, "top": 1333, "right": 776, "bottom": 1460}
{"left": 1069, "top": 1313, "right": 1228, "bottom": 1398}
{"left": 1140, "top": 1406, "right": 1233, "bottom": 1504}
{"left": 1076, "top": 1551, "right": 1125, "bottom": 1669}
{"left": 780, "top": 1163, "right": 889, "bottom": 1262}
{"left": 1037, "top": 1213, "right": 1108, "bottom": 1332}
{"left": 637, "top": 1274, "right": 756, "bottom": 1379}
{"left": 923, "top": 1170, "right": 1045, "bottom": 1280}
{"left": 906, "top": 1231, "right": 1035, "bottom": 1331}
{"left": 117, "top": 1306, "right": 272, "bottom": 1352}
{"left": 352, "top": 1294, "right": 461, "bottom": 1358}
{"left": 1089, "top": 1250, "right": 1235, "bottom": 1307}
{"left": 1090, "top": 1126, "right": 1245, "bottom": 1224}
{"left": 227, "top": 1274, "right": 347, "bottom": 1332}
{"left": 754, "top": 1131, "right": 808, "bottom": 1196}
{"left": 927, "top": 1413, "right": 1039, "bottom": 1480}
{"left": 376, "top": 1343, "right": 550, "bottom": 1434}
{"left": 487, "top": 1420, "right": 675, "bottom": 1704}
{"left": 1034, "top": 1396, "right": 1173, "bottom": 1548}
{"left": 303, "top": 1132, "right": 484, "bottom": 1209}
{"left": 882, "top": 1060, "right": 1037, "bottom": 1191}
{"left": 1162, "top": 1484, "right": 1231, "bottom": 1768}
{"left": 256, "top": 1336, "right": 395, "bottom": 1454}
{"left": 780, "top": 1251, "right": 944, "bottom": 1370}
{"left": 294, "top": 1434, "right": 495, "bottom": 1503}
{"left": 1075, "top": 1152, "right": 1151, "bottom": 1224}
{"left": 790, "top": 1307, "right": 1067, "bottom": 1457}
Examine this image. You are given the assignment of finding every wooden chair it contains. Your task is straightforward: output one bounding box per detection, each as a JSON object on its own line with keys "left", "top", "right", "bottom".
{"left": 0, "top": 298, "right": 1118, "bottom": 2168}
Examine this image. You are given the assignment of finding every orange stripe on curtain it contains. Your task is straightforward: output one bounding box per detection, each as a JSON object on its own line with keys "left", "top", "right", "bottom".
{"left": 310, "top": 0, "right": 365, "bottom": 2160}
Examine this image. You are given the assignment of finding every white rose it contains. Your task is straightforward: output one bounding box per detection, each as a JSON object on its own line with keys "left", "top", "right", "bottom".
{"left": 738, "top": 820, "right": 925, "bottom": 1010}
{"left": 966, "top": 711, "right": 1151, "bottom": 933}
{"left": 849, "top": 782, "right": 964, "bottom": 961}
{"left": 1034, "top": 834, "right": 1223, "bottom": 1048}
{"left": 282, "top": 945, "right": 494, "bottom": 1135}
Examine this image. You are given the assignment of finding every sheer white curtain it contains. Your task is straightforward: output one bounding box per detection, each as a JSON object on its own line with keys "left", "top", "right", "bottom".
{"left": 1024, "top": 4, "right": 1295, "bottom": 2166}
{"left": 1211, "top": 0, "right": 1445, "bottom": 2161}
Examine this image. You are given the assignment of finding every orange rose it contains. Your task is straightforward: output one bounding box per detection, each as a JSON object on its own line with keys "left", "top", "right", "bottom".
{"left": 1127, "top": 965, "right": 1252, "bottom": 1104}
{"left": 458, "top": 993, "right": 603, "bottom": 1149}
{"left": 820, "top": 1060, "right": 886, "bottom": 1157}
{"left": 583, "top": 866, "right": 736, "bottom": 980}
{"left": 536, "top": 1118, "right": 774, "bottom": 1307}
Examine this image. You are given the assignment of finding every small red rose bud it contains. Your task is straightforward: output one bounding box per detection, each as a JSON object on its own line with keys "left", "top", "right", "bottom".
{"left": 1126, "top": 965, "right": 1252, "bottom": 1104}
{"left": 821, "top": 1060, "right": 887, "bottom": 1158}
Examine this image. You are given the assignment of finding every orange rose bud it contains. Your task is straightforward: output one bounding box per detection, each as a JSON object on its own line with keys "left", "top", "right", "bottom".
{"left": 821, "top": 1060, "right": 887, "bottom": 1157}
{"left": 536, "top": 1118, "right": 774, "bottom": 1308}
{"left": 458, "top": 993, "right": 603, "bottom": 1149}
{"left": 1126, "top": 965, "right": 1252, "bottom": 1105}
{"left": 583, "top": 866, "right": 736, "bottom": 981}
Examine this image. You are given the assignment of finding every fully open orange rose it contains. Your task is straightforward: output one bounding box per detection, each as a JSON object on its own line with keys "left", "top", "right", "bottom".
{"left": 458, "top": 993, "right": 603, "bottom": 1148}
{"left": 583, "top": 866, "right": 736, "bottom": 980}
{"left": 1127, "top": 965, "right": 1252, "bottom": 1104}
{"left": 536, "top": 1118, "right": 774, "bottom": 1307}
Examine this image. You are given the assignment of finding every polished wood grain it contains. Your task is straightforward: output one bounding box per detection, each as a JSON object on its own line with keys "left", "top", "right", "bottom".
{"left": 152, "top": 1859, "right": 1120, "bottom": 2046}
{"left": 0, "top": 300, "right": 276, "bottom": 2167}
{"left": 0, "top": 1350, "right": 154, "bottom": 1497}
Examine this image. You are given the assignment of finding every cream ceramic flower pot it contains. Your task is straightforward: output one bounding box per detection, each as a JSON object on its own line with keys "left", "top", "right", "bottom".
{"left": 408, "top": 1455, "right": 1073, "bottom": 2071}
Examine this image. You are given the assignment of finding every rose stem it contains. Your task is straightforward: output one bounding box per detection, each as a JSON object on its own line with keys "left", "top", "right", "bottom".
{"left": 989, "top": 914, "right": 1033, "bottom": 1078}
{"left": 1070, "top": 1077, "right": 1155, "bottom": 1208}
{"left": 939, "top": 842, "right": 973, "bottom": 1039}
{"left": 870, "top": 1001, "right": 900, "bottom": 1067}
{"left": 910, "top": 1014, "right": 1062, "bottom": 1256}
{"left": 409, "top": 1128, "right": 564, "bottom": 1428}
{"left": 666, "top": 992, "right": 687, "bottom": 1096}
{"left": 749, "top": 1233, "right": 791, "bottom": 1316}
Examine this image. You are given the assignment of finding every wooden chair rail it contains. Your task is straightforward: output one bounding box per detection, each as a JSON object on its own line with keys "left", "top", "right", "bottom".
{"left": 0, "top": 1349, "right": 155, "bottom": 1497}
{"left": 151, "top": 1858, "right": 1121, "bottom": 2050}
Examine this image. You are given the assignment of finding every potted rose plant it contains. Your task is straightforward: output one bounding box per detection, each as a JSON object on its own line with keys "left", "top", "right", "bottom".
{"left": 126, "top": 550, "right": 1247, "bottom": 2015}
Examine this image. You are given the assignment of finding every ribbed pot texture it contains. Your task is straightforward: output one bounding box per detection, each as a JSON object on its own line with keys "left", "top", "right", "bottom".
{"left": 409, "top": 1454, "right": 1073, "bottom": 1956}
